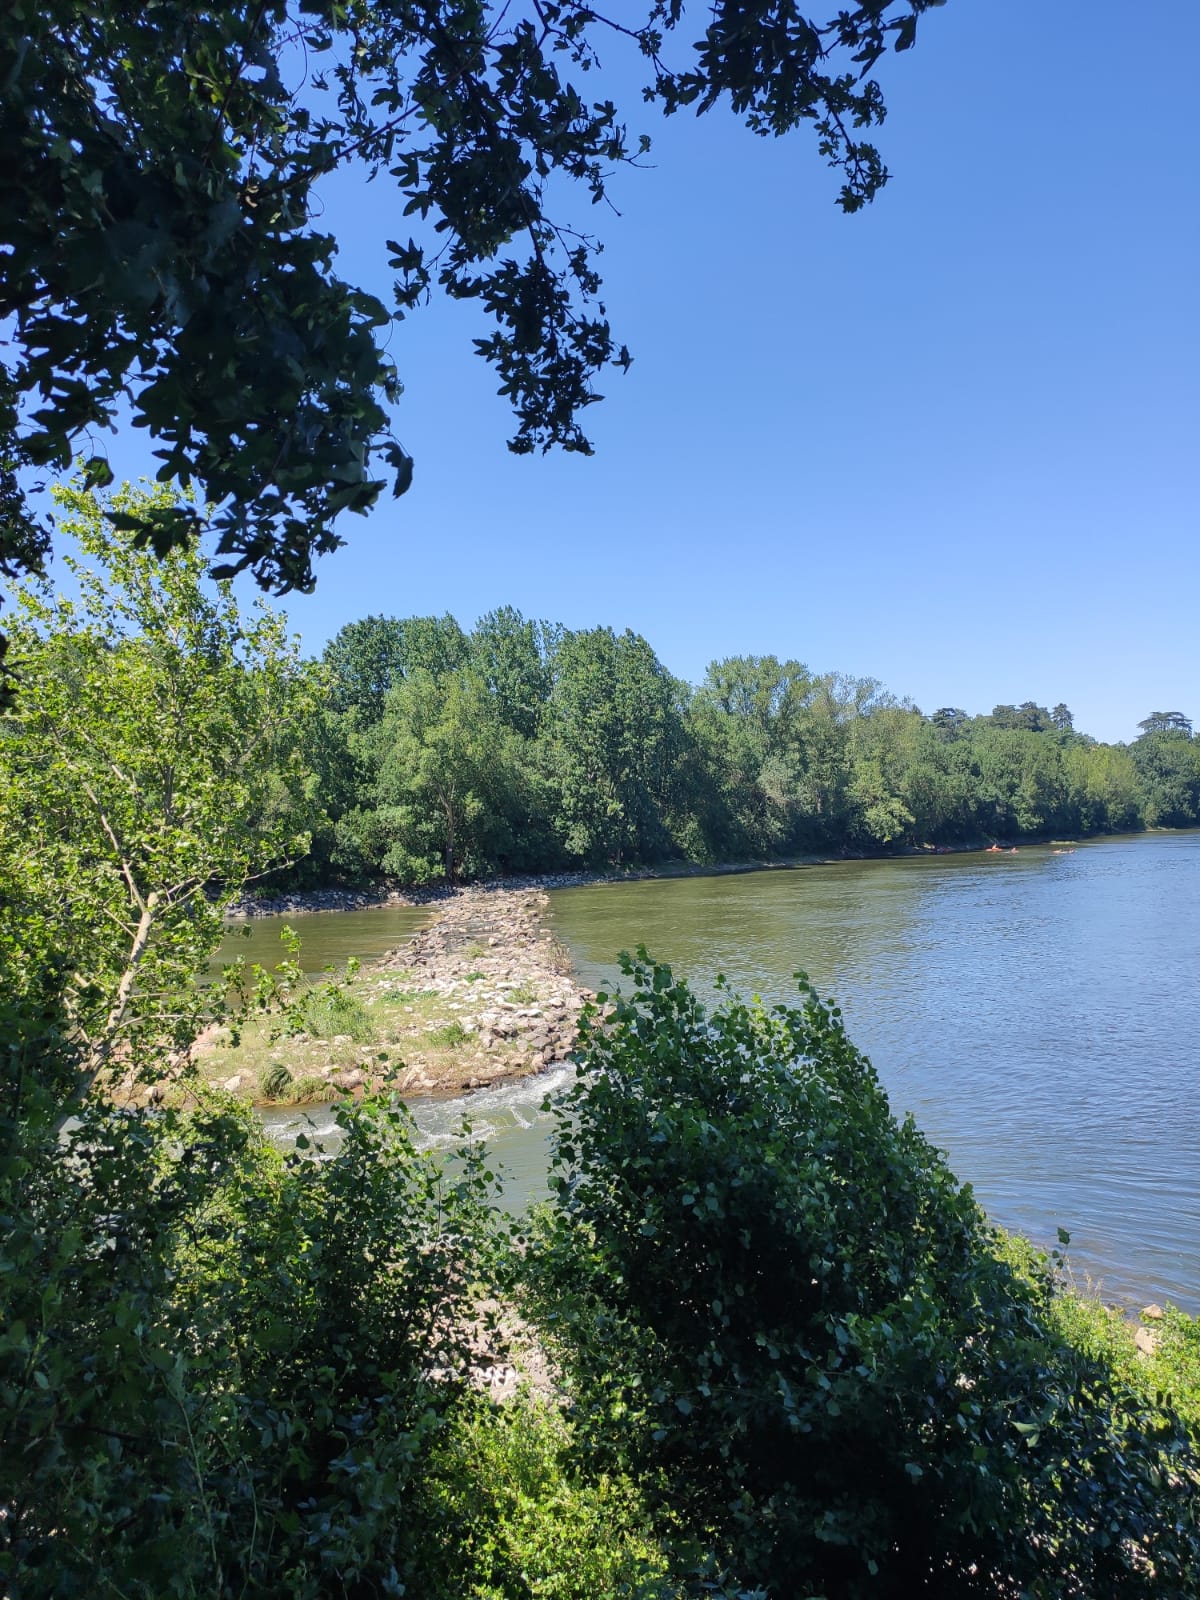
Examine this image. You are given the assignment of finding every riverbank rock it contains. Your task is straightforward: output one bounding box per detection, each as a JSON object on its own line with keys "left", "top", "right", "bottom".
{"left": 367, "top": 885, "right": 589, "bottom": 1098}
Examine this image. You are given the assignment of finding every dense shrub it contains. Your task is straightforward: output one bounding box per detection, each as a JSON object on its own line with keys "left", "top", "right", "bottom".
{"left": 529, "top": 952, "right": 1200, "bottom": 1598}
{"left": 413, "top": 1395, "right": 683, "bottom": 1599}
{"left": 1, "top": 1095, "right": 504, "bottom": 1598}
{"left": 999, "top": 1233, "right": 1200, "bottom": 1439}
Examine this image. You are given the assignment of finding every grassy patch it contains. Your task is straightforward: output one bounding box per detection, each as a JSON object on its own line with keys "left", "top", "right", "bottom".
{"left": 375, "top": 986, "right": 440, "bottom": 1006}
{"left": 287, "top": 1073, "right": 333, "bottom": 1104}
{"left": 996, "top": 1231, "right": 1200, "bottom": 1436}
{"left": 287, "top": 982, "right": 377, "bottom": 1043}
{"left": 198, "top": 952, "right": 547, "bottom": 1103}
{"left": 426, "top": 1020, "right": 470, "bottom": 1049}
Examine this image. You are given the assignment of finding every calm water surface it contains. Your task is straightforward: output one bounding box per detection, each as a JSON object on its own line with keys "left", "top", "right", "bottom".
{"left": 252, "top": 836, "right": 1200, "bottom": 1311}
{"left": 548, "top": 835, "right": 1200, "bottom": 1310}
{"left": 217, "top": 903, "right": 431, "bottom": 973}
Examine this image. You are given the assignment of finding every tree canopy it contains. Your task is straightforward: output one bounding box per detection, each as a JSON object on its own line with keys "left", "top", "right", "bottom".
{"left": 303, "top": 602, "right": 1191, "bottom": 887}
{"left": 0, "top": 479, "right": 322, "bottom": 1115}
{"left": 1, "top": 0, "right": 947, "bottom": 611}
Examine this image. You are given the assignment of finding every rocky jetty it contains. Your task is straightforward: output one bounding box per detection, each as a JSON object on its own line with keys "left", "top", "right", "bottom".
{"left": 373, "top": 885, "right": 592, "bottom": 1096}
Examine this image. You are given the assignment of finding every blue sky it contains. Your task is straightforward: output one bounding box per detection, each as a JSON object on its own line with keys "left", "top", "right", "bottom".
{"left": 72, "top": 1, "right": 1200, "bottom": 741}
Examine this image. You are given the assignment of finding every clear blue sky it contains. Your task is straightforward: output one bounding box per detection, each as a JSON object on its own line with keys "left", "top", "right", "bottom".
{"left": 90, "top": 1, "right": 1200, "bottom": 741}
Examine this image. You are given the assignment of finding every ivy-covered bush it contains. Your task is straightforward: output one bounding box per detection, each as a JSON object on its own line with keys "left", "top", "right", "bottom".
{"left": 529, "top": 952, "right": 1200, "bottom": 1598}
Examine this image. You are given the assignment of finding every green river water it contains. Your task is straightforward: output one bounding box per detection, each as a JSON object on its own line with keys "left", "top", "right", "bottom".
{"left": 243, "top": 833, "right": 1200, "bottom": 1311}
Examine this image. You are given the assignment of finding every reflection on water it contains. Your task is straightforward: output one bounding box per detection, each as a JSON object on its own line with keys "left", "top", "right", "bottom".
{"left": 547, "top": 835, "right": 1200, "bottom": 1312}
{"left": 217, "top": 903, "right": 431, "bottom": 973}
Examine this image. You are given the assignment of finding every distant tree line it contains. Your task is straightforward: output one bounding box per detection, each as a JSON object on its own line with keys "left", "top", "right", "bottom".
{"left": 274, "top": 611, "right": 1200, "bottom": 886}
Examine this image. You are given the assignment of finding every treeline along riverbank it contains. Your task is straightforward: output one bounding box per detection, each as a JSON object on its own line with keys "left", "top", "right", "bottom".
{"left": 269, "top": 608, "right": 1200, "bottom": 889}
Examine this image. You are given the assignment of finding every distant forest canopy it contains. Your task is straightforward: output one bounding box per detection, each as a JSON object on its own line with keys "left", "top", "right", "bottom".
{"left": 272, "top": 610, "right": 1200, "bottom": 887}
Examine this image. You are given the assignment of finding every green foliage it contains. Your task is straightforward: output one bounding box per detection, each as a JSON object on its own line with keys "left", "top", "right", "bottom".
{"left": 367, "top": 667, "right": 532, "bottom": 883}
{"left": 0, "top": 480, "right": 322, "bottom": 1116}
{"left": 546, "top": 627, "right": 687, "bottom": 866}
{"left": 290, "top": 982, "right": 377, "bottom": 1044}
{"left": 236, "top": 933, "right": 377, "bottom": 1046}
{"left": 0, "top": 1094, "right": 504, "bottom": 1597}
{"left": 258, "top": 1060, "right": 294, "bottom": 1100}
{"left": 414, "top": 1396, "right": 683, "bottom": 1600}
{"left": 1130, "top": 725, "right": 1200, "bottom": 826}
{"left": 998, "top": 1235, "right": 1200, "bottom": 1439}
{"left": 8, "top": 483, "right": 1200, "bottom": 1595}
{"left": 323, "top": 614, "right": 471, "bottom": 723}
{"left": 471, "top": 607, "right": 557, "bottom": 741}
{"left": 1, "top": 0, "right": 936, "bottom": 639}
{"left": 426, "top": 1020, "right": 471, "bottom": 1049}
{"left": 530, "top": 953, "right": 1200, "bottom": 1598}
{"left": 312, "top": 606, "right": 1198, "bottom": 882}
{"left": 288, "top": 1072, "right": 333, "bottom": 1104}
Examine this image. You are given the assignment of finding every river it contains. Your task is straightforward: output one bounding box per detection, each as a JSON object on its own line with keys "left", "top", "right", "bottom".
{"left": 246, "top": 834, "right": 1200, "bottom": 1312}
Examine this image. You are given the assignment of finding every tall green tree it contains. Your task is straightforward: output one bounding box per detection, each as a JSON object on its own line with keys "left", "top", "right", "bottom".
{"left": 324, "top": 613, "right": 470, "bottom": 723}
{"left": 692, "top": 655, "right": 815, "bottom": 855}
{"left": 1130, "top": 724, "right": 1200, "bottom": 826}
{"left": 363, "top": 669, "right": 524, "bottom": 883}
{"left": 323, "top": 614, "right": 411, "bottom": 722}
{"left": 0, "top": 479, "right": 321, "bottom": 1116}
{"left": 548, "top": 628, "right": 685, "bottom": 865}
{"left": 471, "top": 606, "right": 555, "bottom": 740}
{"left": 846, "top": 702, "right": 920, "bottom": 845}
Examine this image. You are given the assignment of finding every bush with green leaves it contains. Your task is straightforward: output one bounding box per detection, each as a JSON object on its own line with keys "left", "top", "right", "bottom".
{"left": 0, "top": 1094, "right": 504, "bottom": 1598}
{"left": 998, "top": 1232, "right": 1200, "bottom": 1440}
{"left": 413, "top": 1395, "right": 683, "bottom": 1600}
{"left": 529, "top": 952, "right": 1200, "bottom": 1598}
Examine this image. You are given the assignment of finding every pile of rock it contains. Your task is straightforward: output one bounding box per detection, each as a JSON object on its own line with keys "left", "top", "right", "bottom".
{"left": 371, "top": 885, "right": 593, "bottom": 1096}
